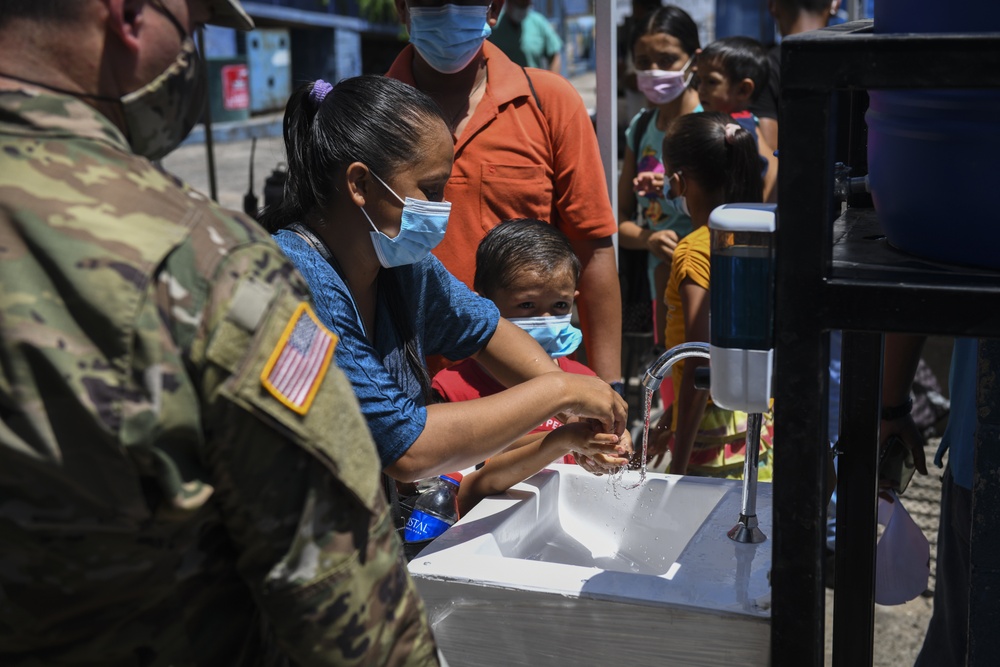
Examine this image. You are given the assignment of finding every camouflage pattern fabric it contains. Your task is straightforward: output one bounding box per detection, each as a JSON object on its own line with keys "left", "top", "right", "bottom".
{"left": 0, "top": 88, "right": 438, "bottom": 666}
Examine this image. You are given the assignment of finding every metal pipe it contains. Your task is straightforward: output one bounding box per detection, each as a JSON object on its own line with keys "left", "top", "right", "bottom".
{"left": 728, "top": 412, "right": 767, "bottom": 544}
{"left": 593, "top": 0, "right": 618, "bottom": 264}
{"left": 640, "top": 341, "right": 710, "bottom": 392}
{"left": 640, "top": 341, "right": 765, "bottom": 543}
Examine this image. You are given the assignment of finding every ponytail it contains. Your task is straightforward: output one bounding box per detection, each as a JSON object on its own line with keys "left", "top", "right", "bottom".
{"left": 722, "top": 122, "right": 763, "bottom": 203}
{"left": 258, "top": 75, "right": 448, "bottom": 234}
{"left": 258, "top": 84, "right": 321, "bottom": 233}
{"left": 662, "top": 111, "right": 763, "bottom": 204}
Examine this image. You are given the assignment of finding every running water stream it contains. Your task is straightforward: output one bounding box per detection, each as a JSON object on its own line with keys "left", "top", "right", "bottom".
{"left": 609, "top": 386, "right": 654, "bottom": 496}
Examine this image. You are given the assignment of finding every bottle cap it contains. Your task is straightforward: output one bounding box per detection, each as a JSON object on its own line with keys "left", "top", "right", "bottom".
{"left": 440, "top": 472, "right": 463, "bottom": 486}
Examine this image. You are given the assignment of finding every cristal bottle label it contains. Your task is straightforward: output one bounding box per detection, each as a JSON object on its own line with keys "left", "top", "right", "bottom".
{"left": 404, "top": 510, "right": 452, "bottom": 542}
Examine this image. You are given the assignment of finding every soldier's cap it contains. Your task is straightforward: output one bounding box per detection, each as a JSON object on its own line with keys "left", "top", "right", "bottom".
{"left": 208, "top": 0, "right": 255, "bottom": 31}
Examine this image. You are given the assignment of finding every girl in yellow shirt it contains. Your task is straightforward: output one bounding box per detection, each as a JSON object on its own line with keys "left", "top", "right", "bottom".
{"left": 650, "top": 112, "right": 774, "bottom": 479}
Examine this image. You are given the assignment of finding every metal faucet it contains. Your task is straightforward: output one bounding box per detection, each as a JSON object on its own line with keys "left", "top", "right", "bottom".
{"left": 640, "top": 341, "right": 711, "bottom": 392}
{"left": 639, "top": 341, "right": 767, "bottom": 544}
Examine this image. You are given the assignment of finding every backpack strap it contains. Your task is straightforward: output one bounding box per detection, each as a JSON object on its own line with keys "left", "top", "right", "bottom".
{"left": 521, "top": 66, "right": 542, "bottom": 113}
{"left": 631, "top": 107, "right": 656, "bottom": 157}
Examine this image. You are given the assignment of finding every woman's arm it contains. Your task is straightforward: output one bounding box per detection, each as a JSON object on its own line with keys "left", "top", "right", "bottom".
{"left": 668, "top": 278, "right": 711, "bottom": 475}
{"left": 471, "top": 317, "right": 563, "bottom": 386}
{"left": 386, "top": 370, "right": 628, "bottom": 481}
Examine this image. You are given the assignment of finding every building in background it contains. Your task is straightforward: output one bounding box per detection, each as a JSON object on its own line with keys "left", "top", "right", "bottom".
{"left": 197, "top": 1, "right": 875, "bottom": 122}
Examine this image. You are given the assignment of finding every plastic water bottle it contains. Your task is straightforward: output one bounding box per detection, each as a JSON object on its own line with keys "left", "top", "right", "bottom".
{"left": 404, "top": 473, "right": 462, "bottom": 543}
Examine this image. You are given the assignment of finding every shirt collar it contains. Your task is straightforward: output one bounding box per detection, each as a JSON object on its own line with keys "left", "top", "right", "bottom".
{"left": 386, "top": 41, "right": 533, "bottom": 109}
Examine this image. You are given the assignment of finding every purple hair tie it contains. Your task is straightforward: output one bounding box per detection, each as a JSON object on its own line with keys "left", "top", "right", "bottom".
{"left": 311, "top": 79, "right": 333, "bottom": 104}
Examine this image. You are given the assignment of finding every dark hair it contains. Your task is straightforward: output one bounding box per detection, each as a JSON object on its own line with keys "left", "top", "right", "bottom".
{"left": 631, "top": 5, "right": 701, "bottom": 57}
{"left": 662, "top": 111, "right": 763, "bottom": 203}
{"left": 773, "top": 0, "right": 836, "bottom": 15}
{"left": 258, "top": 75, "right": 447, "bottom": 234}
{"left": 474, "top": 219, "right": 581, "bottom": 297}
{"left": 698, "top": 36, "right": 769, "bottom": 103}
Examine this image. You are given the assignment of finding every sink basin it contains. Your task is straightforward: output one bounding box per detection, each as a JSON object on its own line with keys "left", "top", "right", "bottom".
{"left": 408, "top": 465, "right": 771, "bottom": 666}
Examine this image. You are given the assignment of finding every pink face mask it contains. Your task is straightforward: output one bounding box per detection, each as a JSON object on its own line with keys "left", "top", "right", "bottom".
{"left": 636, "top": 58, "right": 693, "bottom": 105}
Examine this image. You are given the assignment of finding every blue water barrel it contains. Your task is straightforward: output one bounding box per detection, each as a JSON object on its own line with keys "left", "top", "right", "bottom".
{"left": 867, "top": 1, "right": 1000, "bottom": 268}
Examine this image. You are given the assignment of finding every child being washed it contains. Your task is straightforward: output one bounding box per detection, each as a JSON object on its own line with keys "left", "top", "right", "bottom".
{"left": 433, "top": 219, "right": 633, "bottom": 514}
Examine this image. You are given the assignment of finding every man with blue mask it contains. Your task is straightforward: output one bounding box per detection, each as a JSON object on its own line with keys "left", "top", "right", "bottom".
{"left": 389, "top": 0, "right": 626, "bottom": 399}
{"left": 0, "top": 1, "right": 440, "bottom": 664}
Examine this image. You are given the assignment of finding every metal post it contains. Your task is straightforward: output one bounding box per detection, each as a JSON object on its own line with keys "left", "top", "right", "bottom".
{"left": 772, "top": 80, "right": 835, "bottom": 666}
{"left": 728, "top": 412, "right": 767, "bottom": 544}
{"left": 969, "top": 338, "right": 1000, "bottom": 666}
{"left": 593, "top": 0, "right": 617, "bottom": 259}
{"left": 832, "top": 331, "right": 883, "bottom": 667}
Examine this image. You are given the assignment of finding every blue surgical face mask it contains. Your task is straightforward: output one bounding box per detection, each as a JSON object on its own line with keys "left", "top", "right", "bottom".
{"left": 408, "top": 4, "right": 492, "bottom": 74}
{"left": 507, "top": 314, "right": 583, "bottom": 358}
{"left": 360, "top": 172, "right": 451, "bottom": 268}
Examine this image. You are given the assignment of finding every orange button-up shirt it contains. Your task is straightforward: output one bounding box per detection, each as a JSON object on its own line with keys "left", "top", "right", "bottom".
{"left": 387, "top": 42, "right": 617, "bottom": 289}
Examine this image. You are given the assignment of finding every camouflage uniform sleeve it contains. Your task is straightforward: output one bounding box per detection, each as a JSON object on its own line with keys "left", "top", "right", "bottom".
{"left": 162, "top": 239, "right": 438, "bottom": 666}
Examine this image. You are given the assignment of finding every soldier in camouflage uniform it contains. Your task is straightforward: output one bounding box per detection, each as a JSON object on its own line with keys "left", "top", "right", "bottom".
{"left": 0, "top": 1, "right": 439, "bottom": 664}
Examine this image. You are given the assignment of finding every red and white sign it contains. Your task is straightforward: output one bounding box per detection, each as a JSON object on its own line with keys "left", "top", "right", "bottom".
{"left": 221, "top": 64, "right": 249, "bottom": 111}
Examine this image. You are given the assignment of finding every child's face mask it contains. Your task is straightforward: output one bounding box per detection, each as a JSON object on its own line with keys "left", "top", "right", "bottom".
{"left": 636, "top": 57, "right": 693, "bottom": 106}
{"left": 507, "top": 314, "right": 583, "bottom": 358}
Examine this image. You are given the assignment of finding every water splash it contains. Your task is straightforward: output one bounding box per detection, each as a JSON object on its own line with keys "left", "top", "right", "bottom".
{"left": 609, "top": 386, "right": 655, "bottom": 496}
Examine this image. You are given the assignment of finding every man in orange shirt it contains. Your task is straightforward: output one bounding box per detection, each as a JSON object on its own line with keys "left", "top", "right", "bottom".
{"left": 388, "top": 0, "right": 623, "bottom": 389}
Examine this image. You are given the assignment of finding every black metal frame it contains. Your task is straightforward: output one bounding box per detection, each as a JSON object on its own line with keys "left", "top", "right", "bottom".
{"left": 770, "top": 20, "right": 1000, "bottom": 666}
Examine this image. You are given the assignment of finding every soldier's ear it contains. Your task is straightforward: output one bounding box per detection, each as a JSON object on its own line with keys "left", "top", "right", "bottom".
{"left": 107, "top": 0, "right": 142, "bottom": 54}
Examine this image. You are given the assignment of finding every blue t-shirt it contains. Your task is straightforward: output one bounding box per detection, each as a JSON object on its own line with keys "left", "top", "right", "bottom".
{"left": 624, "top": 107, "right": 697, "bottom": 294}
{"left": 936, "top": 338, "right": 978, "bottom": 489}
{"left": 274, "top": 229, "right": 500, "bottom": 467}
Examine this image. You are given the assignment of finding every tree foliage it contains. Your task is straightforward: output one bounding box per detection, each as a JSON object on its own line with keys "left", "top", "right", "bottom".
{"left": 358, "top": 0, "right": 400, "bottom": 24}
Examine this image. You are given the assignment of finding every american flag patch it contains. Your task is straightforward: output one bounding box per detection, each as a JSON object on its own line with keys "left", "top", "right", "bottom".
{"left": 261, "top": 302, "right": 337, "bottom": 414}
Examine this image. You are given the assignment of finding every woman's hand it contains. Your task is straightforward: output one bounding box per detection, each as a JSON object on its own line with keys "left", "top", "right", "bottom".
{"left": 646, "top": 229, "right": 679, "bottom": 261}
{"left": 633, "top": 171, "right": 665, "bottom": 198}
{"left": 560, "top": 375, "right": 629, "bottom": 436}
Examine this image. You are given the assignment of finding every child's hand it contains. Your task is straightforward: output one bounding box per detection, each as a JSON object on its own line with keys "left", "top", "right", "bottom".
{"left": 646, "top": 229, "right": 679, "bottom": 261}
{"left": 633, "top": 171, "right": 665, "bottom": 198}
{"left": 552, "top": 423, "right": 629, "bottom": 472}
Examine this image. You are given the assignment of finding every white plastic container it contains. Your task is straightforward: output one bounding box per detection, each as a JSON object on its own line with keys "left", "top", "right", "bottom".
{"left": 708, "top": 204, "right": 776, "bottom": 413}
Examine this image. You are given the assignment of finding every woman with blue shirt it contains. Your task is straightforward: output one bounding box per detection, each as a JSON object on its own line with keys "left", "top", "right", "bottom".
{"left": 261, "top": 75, "right": 629, "bottom": 483}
